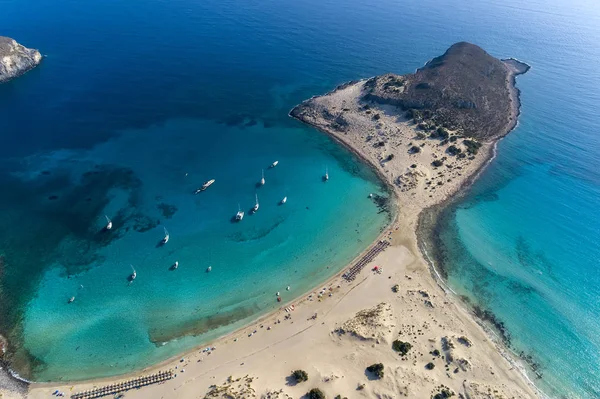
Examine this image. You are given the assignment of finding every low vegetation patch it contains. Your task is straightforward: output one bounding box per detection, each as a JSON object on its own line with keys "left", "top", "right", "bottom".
{"left": 292, "top": 369, "right": 308, "bottom": 383}
{"left": 392, "top": 340, "right": 412, "bottom": 356}
{"left": 366, "top": 363, "right": 385, "bottom": 379}
{"left": 432, "top": 388, "right": 455, "bottom": 399}
{"left": 463, "top": 139, "right": 482, "bottom": 155}
{"left": 308, "top": 388, "right": 325, "bottom": 399}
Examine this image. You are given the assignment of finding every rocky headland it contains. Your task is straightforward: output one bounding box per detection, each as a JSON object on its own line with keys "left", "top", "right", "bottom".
{"left": 0, "top": 37, "right": 42, "bottom": 83}
{"left": 290, "top": 42, "right": 529, "bottom": 232}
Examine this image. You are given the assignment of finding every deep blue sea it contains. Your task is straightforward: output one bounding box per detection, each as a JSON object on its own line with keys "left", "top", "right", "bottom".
{"left": 1, "top": 0, "right": 599, "bottom": 396}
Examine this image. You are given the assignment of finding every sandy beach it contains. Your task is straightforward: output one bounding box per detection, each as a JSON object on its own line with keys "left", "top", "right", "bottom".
{"left": 13, "top": 56, "right": 543, "bottom": 399}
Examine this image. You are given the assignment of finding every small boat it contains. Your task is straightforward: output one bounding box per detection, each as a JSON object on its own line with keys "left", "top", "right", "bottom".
{"left": 235, "top": 204, "right": 244, "bottom": 221}
{"left": 286, "top": 285, "right": 291, "bottom": 291}
{"left": 206, "top": 266, "right": 212, "bottom": 272}
{"left": 161, "top": 227, "right": 169, "bottom": 245}
{"left": 172, "top": 261, "right": 179, "bottom": 270}
{"left": 280, "top": 196, "right": 287, "bottom": 204}
{"left": 130, "top": 265, "right": 137, "bottom": 281}
{"left": 260, "top": 169, "right": 265, "bottom": 186}
{"left": 324, "top": 166, "right": 329, "bottom": 181}
{"left": 105, "top": 215, "right": 112, "bottom": 230}
{"left": 68, "top": 296, "right": 75, "bottom": 304}
{"left": 252, "top": 194, "right": 259, "bottom": 213}
{"left": 194, "top": 179, "right": 215, "bottom": 194}
{"left": 270, "top": 160, "right": 279, "bottom": 168}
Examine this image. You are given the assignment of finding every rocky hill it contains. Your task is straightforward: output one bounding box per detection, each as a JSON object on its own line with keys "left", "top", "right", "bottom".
{"left": 359, "top": 42, "right": 529, "bottom": 140}
{"left": 0, "top": 37, "right": 42, "bottom": 83}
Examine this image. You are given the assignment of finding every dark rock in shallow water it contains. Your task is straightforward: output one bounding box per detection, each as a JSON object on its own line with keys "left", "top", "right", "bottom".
{"left": 0, "top": 36, "right": 42, "bottom": 83}
{"left": 157, "top": 203, "right": 177, "bottom": 219}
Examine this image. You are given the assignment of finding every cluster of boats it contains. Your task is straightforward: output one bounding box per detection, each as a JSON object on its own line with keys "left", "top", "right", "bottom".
{"left": 68, "top": 160, "right": 329, "bottom": 303}
{"left": 196, "top": 160, "right": 296, "bottom": 222}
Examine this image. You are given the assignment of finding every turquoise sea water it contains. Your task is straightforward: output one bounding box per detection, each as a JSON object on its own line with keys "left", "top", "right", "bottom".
{"left": 1, "top": 0, "right": 600, "bottom": 396}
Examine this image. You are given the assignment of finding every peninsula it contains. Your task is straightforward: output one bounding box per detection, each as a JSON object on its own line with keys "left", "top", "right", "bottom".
{"left": 0, "top": 37, "right": 42, "bottom": 83}
{"left": 25, "top": 43, "right": 536, "bottom": 399}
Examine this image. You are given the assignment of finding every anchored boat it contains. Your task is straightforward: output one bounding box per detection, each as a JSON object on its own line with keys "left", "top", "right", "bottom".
{"left": 235, "top": 204, "right": 244, "bottom": 221}
{"left": 194, "top": 179, "right": 215, "bottom": 194}
{"left": 161, "top": 227, "right": 169, "bottom": 245}
{"left": 130, "top": 265, "right": 137, "bottom": 281}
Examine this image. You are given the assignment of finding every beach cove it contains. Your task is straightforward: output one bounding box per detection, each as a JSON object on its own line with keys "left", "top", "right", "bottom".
{"left": 23, "top": 43, "right": 542, "bottom": 399}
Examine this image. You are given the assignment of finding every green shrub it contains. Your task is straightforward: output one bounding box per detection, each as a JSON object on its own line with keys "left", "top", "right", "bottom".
{"left": 432, "top": 159, "right": 444, "bottom": 167}
{"left": 308, "top": 388, "right": 325, "bottom": 399}
{"left": 447, "top": 145, "right": 461, "bottom": 156}
{"left": 292, "top": 369, "right": 308, "bottom": 383}
{"left": 463, "top": 139, "right": 482, "bottom": 155}
{"left": 366, "top": 363, "right": 384, "bottom": 379}
{"left": 425, "top": 362, "right": 435, "bottom": 370}
{"left": 432, "top": 389, "right": 455, "bottom": 399}
{"left": 409, "top": 146, "right": 421, "bottom": 154}
{"left": 392, "top": 340, "right": 412, "bottom": 356}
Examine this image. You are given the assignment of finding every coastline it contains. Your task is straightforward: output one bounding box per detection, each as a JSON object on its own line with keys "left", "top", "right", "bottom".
{"left": 24, "top": 55, "right": 540, "bottom": 398}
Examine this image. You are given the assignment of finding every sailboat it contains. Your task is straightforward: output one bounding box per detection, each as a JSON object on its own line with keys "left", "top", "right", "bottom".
{"left": 280, "top": 196, "right": 287, "bottom": 204}
{"left": 252, "top": 193, "right": 259, "bottom": 213}
{"left": 260, "top": 169, "right": 265, "bottom": 186}
{"left": 172, "top": 261, "right": 179, "bottom": 270}
{"left": 161, "top": 227, "right": 169, "bottom": 245}
{"left": 235, "top": 204, "right": 244, "bottom": 221}
{"left": 270, "top": 160, "right": 279, "bottom": 168}
{"left": 105, "top": 215, "right": 112, "bottom": 230}
{"left": 206, "top": 266, "right": 212, "bottom": 272}
{"left": 130, "top": 265, "right": 137, "bottom": 281}
{"left": 324, "top": 166, "right": 329, "bottom": 181}
{"left": 68, "top": 296, "right": 75, "bottom": 304}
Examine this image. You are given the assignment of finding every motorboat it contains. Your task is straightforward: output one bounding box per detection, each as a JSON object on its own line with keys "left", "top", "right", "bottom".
{"left": 280, "top": 196, "right": 287, "bottom": 204}
{"left": 252, "top": 194, "right": 259, "bottom": 213}
{"left": 194, "top": 179, "right": 215, "bottom": 194}
{"left": 260, "top": 169, "right": 265, "bottom": 186}
{"left": 105, "top": 215, "right": 112, "bottom": 230}
{"left": 270, "top": 160, "right": 279, "bottom": 168}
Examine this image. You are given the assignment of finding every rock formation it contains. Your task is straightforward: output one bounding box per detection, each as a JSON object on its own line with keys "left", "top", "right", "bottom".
{"left": 0, "top": 37, "right": 42, "bottom": 83}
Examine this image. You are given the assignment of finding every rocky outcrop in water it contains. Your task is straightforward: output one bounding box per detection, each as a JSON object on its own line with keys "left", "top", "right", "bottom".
{"left": 0, "top": 37, "right": 42, "bottom": 83}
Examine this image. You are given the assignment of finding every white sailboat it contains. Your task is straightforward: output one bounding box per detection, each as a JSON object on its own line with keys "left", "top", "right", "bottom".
{"left": 130, "top": 265, "right": 137, "bottom": 281}
{"left": 260, "top": 169, "right": 265, "bottom": 186}
{"left": 280, "top": 196, "right": 287, "bottom": 204}
{"left": 161, "top": 227, "right": 169, "bottom": 245}
{"left": 270, "top": 160, "right": 279, "bottom": 168}
{"left": 105, "top": 215, "right": 112, "bottom": 230}
{"left": 252, "top": 193, "right": 259, "bottom": 213}
{"left": 206, "top": 266, "right": 212, "bottom": 272}
{"left": 68, "top": 296, "right": 75, "bottom": 304}
{"left": 324, "top": 166, "right": 329, "bottom": 181}
{"left": 172, "top": 261, "right": 179, "bottom": 270}
{"left": 235, "top": 204, "right": 244, "bottom": 221}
